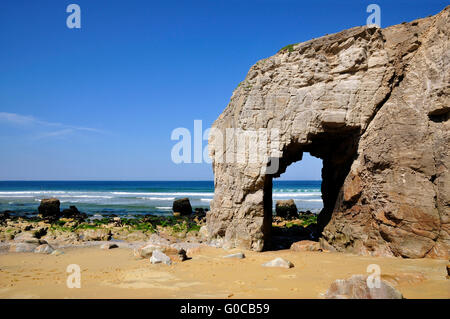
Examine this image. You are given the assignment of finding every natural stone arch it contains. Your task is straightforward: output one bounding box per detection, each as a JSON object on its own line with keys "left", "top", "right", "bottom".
{"left": 207, "top": 7, "right": 449, "bottom": 258}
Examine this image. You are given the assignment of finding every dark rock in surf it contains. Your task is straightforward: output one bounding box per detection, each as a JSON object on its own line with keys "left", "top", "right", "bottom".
{"left": 173, "top": 198, "right": 193, "bottom": 216}
{"left": 61, "top": 205, "right": 87, "bottom": 220}
{"left": 275, "top": 199, "right": 299, "bottom": 219}
{"left": 38, "top": 198, "right": 61, "bottom": 220}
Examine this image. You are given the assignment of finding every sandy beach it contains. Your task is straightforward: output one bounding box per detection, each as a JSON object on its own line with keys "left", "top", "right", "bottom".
{"left": 1, "top": 245, "right": 448, "bottom": 299}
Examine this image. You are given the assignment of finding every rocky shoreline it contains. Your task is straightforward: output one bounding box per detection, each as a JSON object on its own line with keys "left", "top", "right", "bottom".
{"left": 0, "top": 197, "right": 319, "bottom": 254}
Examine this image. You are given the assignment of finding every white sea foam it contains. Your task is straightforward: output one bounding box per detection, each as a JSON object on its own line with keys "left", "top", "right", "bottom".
{"left": 112, "top": 192, "right": 214, "bottom": 197}
{"left": 0, "top": 191, "right": 71, "bottom": 195}
{"left": 0, "top": 195, "right": 35, "bottom": 198}
{"left": 138, "top": 197, "right": 176, "bottom": 201}
{"left": 1, "top": 189, "right": 322, "bottom": 212}
{"left": 57, "top": 195, "right": 114, "bottom": 199}
{"left": 272, "top": 192, "right": 321, "bottom": 198}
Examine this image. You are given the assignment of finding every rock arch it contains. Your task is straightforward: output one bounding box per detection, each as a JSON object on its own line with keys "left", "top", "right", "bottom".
{"left": 207, "top": 7, "right": 449, "bottom": 258}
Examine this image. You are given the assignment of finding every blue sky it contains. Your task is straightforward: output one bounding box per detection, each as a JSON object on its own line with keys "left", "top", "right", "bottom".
{"left": 0, "top": 0, "right": 446, "bottom": 180}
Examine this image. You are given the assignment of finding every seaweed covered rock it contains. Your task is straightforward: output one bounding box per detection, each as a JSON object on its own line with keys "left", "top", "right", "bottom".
{"left": 38, "top": 198, "right": 61, "bottom": 220}
{"left": 172, "top": 198, "right": 193, "bottom": 216}
{"left": 275, "top": 200, "right": 298, "bottom": 219}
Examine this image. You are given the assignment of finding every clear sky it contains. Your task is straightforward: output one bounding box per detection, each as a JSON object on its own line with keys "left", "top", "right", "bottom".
{"left": 0, "top": 0, "right": 446, "bottom": 180}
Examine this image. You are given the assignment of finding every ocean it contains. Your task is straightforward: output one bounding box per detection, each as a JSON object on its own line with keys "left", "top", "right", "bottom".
{"left": 0, "top": 180, "right": 322, "bottom": 217}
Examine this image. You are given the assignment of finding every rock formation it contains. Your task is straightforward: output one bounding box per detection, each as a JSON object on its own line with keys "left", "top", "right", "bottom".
{"left": 323, "top": 275, "right": 403, "bottom": 299}
{"left": 38, "top": 198, "right": 61, "bottom": 220}
{"left": 173, "top": 198, "right": 193, "bottom": 216}
{"left": 275, "top": 199, "right": 299, "bottom": 219}
{"left": 207, "top": 7, "right": 449, "bottom": 258}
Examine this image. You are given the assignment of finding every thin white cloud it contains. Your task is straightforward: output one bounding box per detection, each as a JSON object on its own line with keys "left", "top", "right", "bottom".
{"left": 34, "top": 129, "right": 75, "bottom": 140}
{"left": 0, "top": 112, "right": 36, "bottom": 125}
{"left": 0, "top": 112, "right": 105, "bottom": 138}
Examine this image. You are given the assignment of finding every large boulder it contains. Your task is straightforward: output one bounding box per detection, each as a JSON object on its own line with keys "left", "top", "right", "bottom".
{"left": 290, "top": 240, "right": 321, "bottom": 252}
{"left": 34, "top": 244, "right": 55, "bottom": 254}
{"left": 38, "top": 198, "right": 61, "bottom": 220}
{"left": 262, "top": 257, "right": 294, "bottom": 269}
{"left": 0, "top": 211, "right": 10, "bottom": 225}
{"left": 150, "top": 250, "right": 172, "bottom": 265}
{"left": 172, "top": 198, "right": 193, "bottom": 216}
{"left": 323, "top": 275, "right": 403, "bottom": 299}
{"left": 134, "top": 244, "right": 169, "bottom": 258}
{"left": 275, "top": 199, "right": 298, "bottom": 219}
{"left": 207, "top": 7, "right": 450, "bottom": 257}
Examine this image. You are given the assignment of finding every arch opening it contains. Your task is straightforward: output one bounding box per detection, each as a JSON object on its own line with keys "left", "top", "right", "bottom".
{"left": 269, "top": 154, "right": 323, "bottom": 250}
{"left": 262, "top": 129, "right": 361, "bottom": 250}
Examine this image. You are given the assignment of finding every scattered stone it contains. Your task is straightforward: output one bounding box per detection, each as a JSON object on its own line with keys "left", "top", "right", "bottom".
{"left": 223, "top": 252, "right": 246, "bottom": 259}
{"left": 51, "top": 249, "right": 64, "bottom": 256}
{"left": 100, "top": 243, "right": 119, "bottom": 250}
{"left": 38, "top": 198, "right": 61, "bottom": 220}
{"left": 262, "top": 257, "right": 294, "bottom": 269}
{"left": 134, "top": 244, "right": 167, "bottom": 258}
{"left": 33, "top": 227, "right": 48, "bottom": 239}
{"left": 112, "top": 217, "right": 122, "bottom": 227}
{"left": 175, "top": 248, "right": 188, "bottom": 262}
{"left": 275, "top": 200, "right": 298, "bottom": 219}
{"left": 170, "top": 242, "right": 203, "bottom": 255}
{"left": 150, "top": 250, "right": 172, "bottom": 265}
{"left": 290, "top": 240, "right": 321, "bottom": 252}
{"left": 172, "top": 198, "right": 193, "bottom": 216}
{"left": 9, "top": 243, "right": 39, "bottom": 253}
{"left": 34, "top": 244, "right": 54, "bottom": 254}
{"left": 323, "top": 274, "right": 403, "bottom": 299}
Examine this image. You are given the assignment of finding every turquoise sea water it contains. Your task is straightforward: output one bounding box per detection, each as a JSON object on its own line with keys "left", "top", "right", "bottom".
{"left": 0, "top": 181, "right": 322, "bottom": 216}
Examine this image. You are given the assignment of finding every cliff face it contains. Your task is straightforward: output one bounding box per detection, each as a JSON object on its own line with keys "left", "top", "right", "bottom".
{"left": 207, "top": 7, "right": 449, "bottom": 258}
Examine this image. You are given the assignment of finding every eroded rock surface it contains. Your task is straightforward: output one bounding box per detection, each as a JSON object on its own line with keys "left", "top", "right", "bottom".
{"left": 207, "top": 7, "right": 449, "bottom": 258}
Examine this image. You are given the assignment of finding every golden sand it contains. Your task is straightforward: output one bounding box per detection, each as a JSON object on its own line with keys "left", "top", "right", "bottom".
{"left": 0, "top": 246, "right": 448, "bottom": 299}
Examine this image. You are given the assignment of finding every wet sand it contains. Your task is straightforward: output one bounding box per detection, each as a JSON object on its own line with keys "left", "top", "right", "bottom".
{"left": 0, "top": 246, "right": 448, "bottom": 299}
